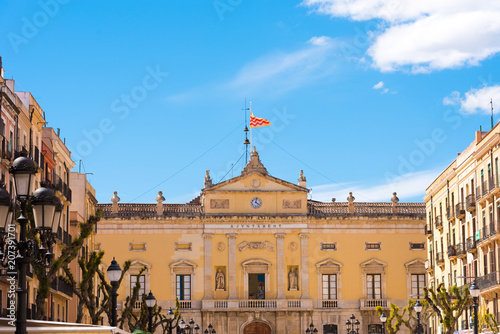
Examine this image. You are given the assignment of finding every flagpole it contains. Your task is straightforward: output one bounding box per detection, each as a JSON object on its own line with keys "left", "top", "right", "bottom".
{"left": 250, "top": 101, "right": 253, "bottom": 150}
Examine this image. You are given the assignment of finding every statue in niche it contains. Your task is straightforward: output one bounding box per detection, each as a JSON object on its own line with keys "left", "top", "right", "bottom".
{"left": 215, "top": 268, "right": 225, "bottom": 290}
{"left": 289, "top": 267, "right": 298, "bottom": 291}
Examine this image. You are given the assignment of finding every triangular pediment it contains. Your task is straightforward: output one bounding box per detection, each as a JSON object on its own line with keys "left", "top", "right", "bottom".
{"left": 204, "top": 172, "right": 307, "bottom": 193}
{"left": 202, "top": 149, "right": 308, "bottom": 215}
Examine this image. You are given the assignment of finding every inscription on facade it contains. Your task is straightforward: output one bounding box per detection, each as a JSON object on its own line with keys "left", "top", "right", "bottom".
{"left": 210, "top": 199, "right": 229, "bottom": 209}
{"left": 238, "top": 241, "right": 274, "bottom": 252}
{"left": 283, "top": 200, "right": 301, "bottom": 209}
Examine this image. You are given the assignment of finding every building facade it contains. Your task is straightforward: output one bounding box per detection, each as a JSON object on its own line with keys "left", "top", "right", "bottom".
{"left": 96, "top": 149, "right": 426, "bottom": 334}
{"left": 0, "top": 59, "right": 82, "bottom": 323}
{"left": 425, "top": 127, "right": 500, "bottom": 334}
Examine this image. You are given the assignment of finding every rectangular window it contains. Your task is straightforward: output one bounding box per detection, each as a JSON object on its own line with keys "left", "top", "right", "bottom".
{"left": 365, "top": 242, "right": 381, "bottom": 250}
{"left": 322, "top": 274, "right": 337, "bottom": 300}
{"left": 367, "top": 274, "right": 381, "bottom": 299}
{"left": 321, "top": 242, "right": 337, "bottom": 251}
{"left": 411, "top": 274, "right": 426, "bottom": 299}
{"left": 410, "top": 243, "right": 425, "bottom": 250}
{"left": 130, "top": 275, "right": 145, "bottom": 297}
{"left": 176, "top": 275, "right": 191, "bottom": 300}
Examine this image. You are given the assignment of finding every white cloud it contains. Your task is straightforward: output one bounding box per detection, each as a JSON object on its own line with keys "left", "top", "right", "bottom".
{"left": 372, "top": 81, "right": 392, "bottom": 94}
{"left": 444, "top": 85, "right": 500, "bottom": 114}
{"left": 310, "top": 168, "right": 440, "bottom": 202}
{"left": 373, "top": 81, "right": 384, "bottom": 89}
{"left": 166, "top": 36, "right": 339, "bottom": 101}
{"left": 226, "top": 36, "right": 338, "bottom": 95}
{"left": 302, "top": 0, "right": 500, "bottom": 72}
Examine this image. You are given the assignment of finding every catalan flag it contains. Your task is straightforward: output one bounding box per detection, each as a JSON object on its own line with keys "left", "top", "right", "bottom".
{"left": 250, "top": 112, "right": 271, "bottom": 128}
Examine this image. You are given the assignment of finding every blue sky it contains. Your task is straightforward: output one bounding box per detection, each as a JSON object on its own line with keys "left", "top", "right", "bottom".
{"left": 1, "top": 0, "right": 500, "bottom": 204}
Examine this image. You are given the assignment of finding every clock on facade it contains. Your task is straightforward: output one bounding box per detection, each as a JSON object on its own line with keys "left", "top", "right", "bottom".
{"left": 250, "top": 197, "right": 262, "bottom": 208}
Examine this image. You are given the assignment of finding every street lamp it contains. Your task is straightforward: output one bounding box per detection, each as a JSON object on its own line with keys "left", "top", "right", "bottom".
{"left": 205, "top": 324, "right": 216, "bottom": 334}
{"left": 106, "top": 258, "right": 122, "bottom": 326}
{"left": 380, "top": 312, "right": 387, "bottom": 334}
{"left": 346, "top": 314, "right": 360, "bottom": 334}
{"left": 145, "top": 291, "right": 156, "bottom": 333}
{"left": 8, "top": 152, "right": 61, "bottom": 334}
{"left": 164, "top": 307, "right": 176, "bottom": 334}
{"left": 470, "top": 281, "right": 480, "bottom": 334}
{"left": 414, "top": 300, "right": 423, "bottom": 334}
{"left": 306, "top": 323, "right": 318, "bottom": 333}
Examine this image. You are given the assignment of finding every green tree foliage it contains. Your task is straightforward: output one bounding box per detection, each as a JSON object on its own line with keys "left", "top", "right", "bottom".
{"left": 376, "top": 299, "right": 431, "bottom": 334}
{"left": 117, "top": 266, "right": 181, "bottom": 333}
{"left": 423, "top": 283, "right": 472, "bottom": 334}
{"left": 483, "top": 312, "right": 499, "bottom": 334}
{"left": 31, "top": 214, "right": 97, "bottom": 319}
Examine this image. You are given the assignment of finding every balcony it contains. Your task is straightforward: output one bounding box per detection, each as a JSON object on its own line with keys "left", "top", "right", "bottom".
{"left": 435, "top": 215, "right": 443, "bottom": 230}
{"left": 320, "top": 300, "right": 338, "bottom": 308}
{"left": 447, "top": 245, "right": 456, "bottom": 259}
{"left": 478, "top": 223, "right": 497, "bottom": 245}
{"left": 425, "top": 259, "right": 434, "bottom": 274}
{"left": 50, "top": 277, "right": 74, "bottom": 298}
{"left": 436, "top": 252, "right": 445, "bottom": 267}
{"left": 476, "top": 271, "right": 500, "bottom": 295}
{"left": 466, "top": 236, "right": 476, "bottom": 252}
{"left": 455, "top": 202, "right": 465, "bottom": 219}
{"left": 466, "top": 194, "right": 476, "bottom": 212}
{"left": 360, "top": 299, "right": 388, "bottom": 309}
{"left": 455, "top": 243, "right": 466, "bottom": 258}
{"left": 426, "top": 225, "right": 432, "bottom": 237}
{"left": 204, "top": 299, "right": 314, "bottom": 311}
{"left": 447, "top": 206, "right": 456, "bottom": 221}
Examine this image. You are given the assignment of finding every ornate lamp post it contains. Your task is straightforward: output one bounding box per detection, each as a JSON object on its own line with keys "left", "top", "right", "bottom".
{"left": 205, "top": 323, "right": 216, "bottom": 334}
{"left": 470, "top": 281, "right": 480, "bottom": 334}
{"left": 414, "top": 300, "right": 423, "bottom": 334}
{"left": 306, "top": 323, "right": 318, "bottom": 333}
{"left": 346, "top": 314, "right": 360, "bottom": 334}
{"left": 164, "top": 308, "right": 176, "bottom": 334}
{"left": 380, "top": 312, "right": 387, "bottom": 334}
{"left": 145, "top": 291, "right": 156, "bottom": 333}
{"left": 8, "top": 153, "right": 61, "bottom": 334}
{"left": 106, "top": 258, "right": 122, "bottom": 326}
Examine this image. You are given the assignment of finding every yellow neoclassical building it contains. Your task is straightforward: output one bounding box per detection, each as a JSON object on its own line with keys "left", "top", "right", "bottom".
{"left": 95, "top": 149, "right": 426, "bottom": 334}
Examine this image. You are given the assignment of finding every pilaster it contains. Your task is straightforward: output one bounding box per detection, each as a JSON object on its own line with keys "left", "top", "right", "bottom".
{"left": 202, "top": 233, "right": 214, "bottom": 300}
{"left": 226, "top": 233, "right": 238, "bottom": 299}
{"left": 299, "top": 232, "right": 310, "bottom": 299}
{"left": 275, "top": 232, "right": 286, "bottom": 299}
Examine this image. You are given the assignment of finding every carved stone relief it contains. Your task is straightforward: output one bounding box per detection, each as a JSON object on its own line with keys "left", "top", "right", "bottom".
{"left": 210, "top": 199, "right": 229, "bottom": 209}
{"left": 283, "top": 200, "right": 301, "bottom": 209}
{"left": 238, "top": 241, "right": 274, "bottom": 252}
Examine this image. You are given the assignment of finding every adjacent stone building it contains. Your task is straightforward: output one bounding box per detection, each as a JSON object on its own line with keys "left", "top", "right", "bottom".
{"left": 96, "top": 149, "right": 426, "bottom": 334}
{"left": 425, "top": 126, "right": 500, "bottom": 334}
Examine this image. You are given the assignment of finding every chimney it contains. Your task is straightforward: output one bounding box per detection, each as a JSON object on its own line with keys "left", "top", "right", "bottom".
{"left": 57, "top": 128, "right": 60, "bottom": 137}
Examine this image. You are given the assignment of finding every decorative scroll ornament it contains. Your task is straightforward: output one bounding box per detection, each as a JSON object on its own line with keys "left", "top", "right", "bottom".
{"left": 238, "top": 241, "right": 274, "bottom": 252}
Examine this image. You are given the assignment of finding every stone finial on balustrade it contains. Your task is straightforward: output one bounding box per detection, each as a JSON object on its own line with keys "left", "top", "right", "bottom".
{"left": 155, "top": 191, "right": 165, "bottom": 216}
{"left": 111, "top": 191, "right": 120, "bottom": 214}
{"left": 347, "top": 192, "right": 355, "bottom": 213}
{"left": 391, "top": 192, "right": 399, "bottom": 213}
{"left": 204, "top": 170, "right": 213, "bottom": 188}
{"left": 298, "top": 170, "right": 307, "bottom": 188}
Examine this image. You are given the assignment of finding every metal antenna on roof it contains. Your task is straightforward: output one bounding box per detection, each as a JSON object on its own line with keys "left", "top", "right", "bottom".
{"left": 242, "top": 99, "right": 250, "bottom": 165}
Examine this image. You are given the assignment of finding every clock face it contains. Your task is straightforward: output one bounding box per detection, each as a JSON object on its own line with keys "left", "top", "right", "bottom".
{"left": 250, "top": 197, "right": 262, "bottom": 209}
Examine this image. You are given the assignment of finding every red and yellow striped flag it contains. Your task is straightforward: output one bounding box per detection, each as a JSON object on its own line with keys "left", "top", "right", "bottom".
{"left": 250, "top": 112, "right": 271, "bottom": 128}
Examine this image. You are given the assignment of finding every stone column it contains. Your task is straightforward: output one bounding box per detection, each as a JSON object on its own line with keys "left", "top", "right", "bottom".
{"left": 202, "top": 233, "right": 214, "bottom": 300}
{"left": 226, "top": 233, "right": 238, "bottom": 299}
{"left": 299, "top": 232, "right": 310, "bottom": 299}
{"left": 275, "top": 233, "right": 286, "bottom": 299}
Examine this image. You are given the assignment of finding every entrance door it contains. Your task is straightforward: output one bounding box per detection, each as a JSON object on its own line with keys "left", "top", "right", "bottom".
{"left": 248, "top": 273, "right": 265, "bottom": 299}
{"left": 243, "top": 322, "right": 272, "bottom": 334}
